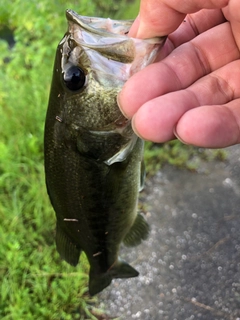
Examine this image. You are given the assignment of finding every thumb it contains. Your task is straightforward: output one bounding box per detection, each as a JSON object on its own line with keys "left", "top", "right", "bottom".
{"left": 130, "top": 0, "right": 229, "bottom": 39}
{"left": 129, "top": 0, "right": 185, "bottom": 38}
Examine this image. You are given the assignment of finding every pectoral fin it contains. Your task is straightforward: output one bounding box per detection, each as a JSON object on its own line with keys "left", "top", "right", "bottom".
{"left": 123, "top": 213, "right": 150, "bottom": 247}
{"left": 104, "top": 134, "right": 138, "bottom": 165}
{"left": 56, "top": 223, "right": 81, "bottom": 266}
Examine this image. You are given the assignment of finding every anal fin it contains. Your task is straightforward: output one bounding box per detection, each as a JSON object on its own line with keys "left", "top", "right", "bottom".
{"left": 123, "top": 213, "right": 150, "bottom": 247}
{"left": 56, "top": 223, "right": 81, "bottom": 266}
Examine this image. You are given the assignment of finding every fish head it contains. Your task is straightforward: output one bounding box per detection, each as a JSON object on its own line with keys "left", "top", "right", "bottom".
{"left": 53, "top": 10, "right": 166, "bottom": 133}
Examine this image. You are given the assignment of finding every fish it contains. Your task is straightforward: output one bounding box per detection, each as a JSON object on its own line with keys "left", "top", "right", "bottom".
{"left": 44, "top": 9, "right": 166, "bottom": 296}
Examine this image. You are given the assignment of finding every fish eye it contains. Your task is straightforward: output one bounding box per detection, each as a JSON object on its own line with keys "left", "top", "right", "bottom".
{"left": 64, "top": 66, "right": 86, "bottom": 91}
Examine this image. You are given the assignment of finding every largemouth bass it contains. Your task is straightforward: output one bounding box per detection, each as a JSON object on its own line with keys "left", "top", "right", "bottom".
{"left": 44, "top": 9, "right": 165, "bottom": 296}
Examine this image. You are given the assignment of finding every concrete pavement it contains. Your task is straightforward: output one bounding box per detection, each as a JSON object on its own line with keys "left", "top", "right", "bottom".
{"left": 100, "top": 145, "right": 240, "bottom": 320}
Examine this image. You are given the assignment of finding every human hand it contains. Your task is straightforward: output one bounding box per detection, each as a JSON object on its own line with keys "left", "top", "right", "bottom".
{"left": 118, "top": 0, "right": 240, "bottom": 148}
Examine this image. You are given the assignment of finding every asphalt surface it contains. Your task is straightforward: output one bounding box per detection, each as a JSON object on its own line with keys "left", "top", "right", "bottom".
{"left": 99, "top": 145, "right": 240, "bottom": 320}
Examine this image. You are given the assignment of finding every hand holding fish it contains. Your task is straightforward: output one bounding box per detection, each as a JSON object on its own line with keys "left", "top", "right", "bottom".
{"left": 118, "top": 0, "right": 240, "bottom": 148}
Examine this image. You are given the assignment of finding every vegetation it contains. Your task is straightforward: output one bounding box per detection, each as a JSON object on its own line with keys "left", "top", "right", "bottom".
{"left": 0, "top": 0, "right": 226, "bottom": 319}
{"left": 144, "top": 141, "right": 226, "bottom": 176}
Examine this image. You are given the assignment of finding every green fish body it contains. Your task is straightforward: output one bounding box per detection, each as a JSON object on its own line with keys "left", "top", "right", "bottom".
{"left": 44, "top": 10, "right": 165, "bottom": 295}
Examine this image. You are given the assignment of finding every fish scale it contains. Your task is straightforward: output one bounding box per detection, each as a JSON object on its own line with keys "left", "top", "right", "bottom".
{"left": 44, "top": 9, "right": 166, "bottom": 295}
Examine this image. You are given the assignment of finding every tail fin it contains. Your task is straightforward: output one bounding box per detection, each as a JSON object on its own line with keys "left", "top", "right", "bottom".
{"left": 89, "top": 260, "right": 139, "bottom": 296}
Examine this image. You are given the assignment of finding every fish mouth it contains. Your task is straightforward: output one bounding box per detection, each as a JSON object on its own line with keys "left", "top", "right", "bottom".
{"left": 66, "top": 9, "right": 134, "bottom": 38}
{"left": 65, "top": 9, "right": 166, "bottom": 72}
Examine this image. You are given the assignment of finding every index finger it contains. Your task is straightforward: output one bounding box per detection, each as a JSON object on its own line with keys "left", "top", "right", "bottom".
{"left": 130, "top": 0, "right": 229, "bottom": 38}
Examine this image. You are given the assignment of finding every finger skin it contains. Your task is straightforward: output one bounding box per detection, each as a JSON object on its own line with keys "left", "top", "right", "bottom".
{"left": 175, "top": 102, "right": 240, "bottom": 148}
{"left": 131, "top": 60, "right": 240, "bottom": 147}
{"left": 168, "top": 9, "right": 225, "bottom": 48}
{"left": 130, "top": 0, "right": 229, "bottom": 38}
{"left": 136, "top": 9, "right": 226, "bottom": 64}
{"left": 223, "top": 0, "right": 240, "bottom": 49}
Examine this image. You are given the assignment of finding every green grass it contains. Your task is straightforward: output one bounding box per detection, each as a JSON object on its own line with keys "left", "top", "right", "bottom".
{"left": 144, "top": 141, "right": 227, "bottom": 176}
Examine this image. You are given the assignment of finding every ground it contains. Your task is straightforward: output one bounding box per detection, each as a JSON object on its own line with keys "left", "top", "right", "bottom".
{"left": 99, "top": 145, "right": 240, "bottom": 320}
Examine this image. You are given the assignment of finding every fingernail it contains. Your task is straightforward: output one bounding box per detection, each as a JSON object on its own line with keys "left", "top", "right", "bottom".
{"left": 128, "top": 14, "right": 140, "bottom": 38}
{"left": 131, "top": 116, "right": 144, "bottom": 140}
{"left": 173, "top": 126, "right": 189, "bottom": 145}
{"left": 117, "top": 92, "right": 129, "bottom": 118}
{"left": 136, "top": 20, "right": 155, "bottom": 39}
{"left": 136, "top": 22, "right": 145, "bottom": 39}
